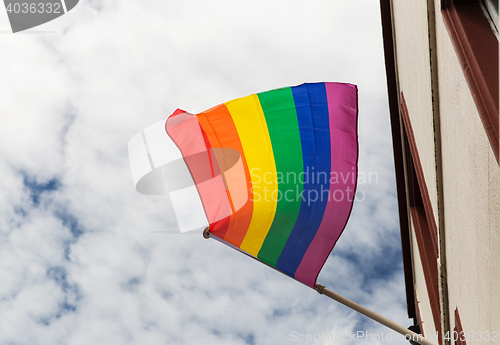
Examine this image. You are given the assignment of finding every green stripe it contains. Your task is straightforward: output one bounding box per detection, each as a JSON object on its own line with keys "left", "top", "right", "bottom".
{"left": 256, "top": 87, "right": 304, "bottom": 267}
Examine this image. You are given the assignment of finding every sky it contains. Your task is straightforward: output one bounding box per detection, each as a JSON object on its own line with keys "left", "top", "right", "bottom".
{"left": 0, "top": 1, "right": 412, "bottom": 344}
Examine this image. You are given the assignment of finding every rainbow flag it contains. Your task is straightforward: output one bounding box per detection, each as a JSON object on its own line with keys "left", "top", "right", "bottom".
{"left": 166, "top": 82, "right": 358, "bottom": 288}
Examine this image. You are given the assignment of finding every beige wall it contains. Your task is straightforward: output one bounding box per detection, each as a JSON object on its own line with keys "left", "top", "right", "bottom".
{"left": 391, "top": 0, "right": 440, "bottom": 222}
{"left": 433, "top": 0, "right": 500, "bottom": 338}
{"left": 390, "top": 0, "right": 500, "bottom": 340}
{"left": 390, "top": 0, "right": 441, "bottom": 337}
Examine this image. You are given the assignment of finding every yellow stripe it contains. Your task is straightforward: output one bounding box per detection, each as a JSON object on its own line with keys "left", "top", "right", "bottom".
{"left": 225, "top": 94, "right": 278, "bottom": 256}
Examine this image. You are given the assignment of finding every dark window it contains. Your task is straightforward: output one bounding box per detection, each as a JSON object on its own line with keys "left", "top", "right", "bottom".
{"left": 441, "top": 0, "right": 499, "bottom": 163}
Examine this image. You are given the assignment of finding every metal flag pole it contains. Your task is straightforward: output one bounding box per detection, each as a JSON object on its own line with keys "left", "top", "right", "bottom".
{"left": 203, "top": 228, "right": 437, "bottom": 345}
{"left": 315, "top": 285, "right": 438, "bottom": 345}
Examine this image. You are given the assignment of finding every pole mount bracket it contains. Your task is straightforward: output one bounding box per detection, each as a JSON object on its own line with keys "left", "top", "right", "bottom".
{"left": 203, "top": 227, "right": 210, "bottom": 239}
{"left": 315, "top": 284, "right": 325, "bottom": 294}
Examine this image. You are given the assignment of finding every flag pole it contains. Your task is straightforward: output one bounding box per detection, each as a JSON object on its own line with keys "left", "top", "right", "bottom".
{"left": 315, "top": 284, "right": 438, "bottom": 345}
{"left": 203, "top": 228, "right": 437, "bottom": 345}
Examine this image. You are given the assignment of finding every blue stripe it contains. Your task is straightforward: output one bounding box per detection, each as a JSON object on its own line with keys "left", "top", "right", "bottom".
{"left": 275, "top": 82, "right": 331, "bottom": 276}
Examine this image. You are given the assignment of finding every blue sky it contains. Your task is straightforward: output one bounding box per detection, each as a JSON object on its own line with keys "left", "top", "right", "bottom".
{"left": 0, "top": 1, "right": 412, "bottom": 344}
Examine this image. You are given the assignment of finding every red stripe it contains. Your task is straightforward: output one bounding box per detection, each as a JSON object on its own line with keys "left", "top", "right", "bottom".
{"left": 165, "top": 111, "right": 232, "bottom": 231}
{"left": 197, "top": 104, "right": 254, "bottom": 247}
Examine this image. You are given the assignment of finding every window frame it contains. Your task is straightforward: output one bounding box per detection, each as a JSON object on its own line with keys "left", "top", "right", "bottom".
{"left": 441, "top": 0, "right": 499, "bottom": 163}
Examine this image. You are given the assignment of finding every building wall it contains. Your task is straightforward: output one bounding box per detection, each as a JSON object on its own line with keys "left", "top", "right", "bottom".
{"left": 389, "top": 0, "right": 499, "bottom": 340}
{"left": 390, "top": 0, "right": 440, "bottom": 224}
{"left": 433, "top": 0, "right": 500, "bottom": 338}
{"left": 390, "top": 0, "right": 441, "bottom": 337}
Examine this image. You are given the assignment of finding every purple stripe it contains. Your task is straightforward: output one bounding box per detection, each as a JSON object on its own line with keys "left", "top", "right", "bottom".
{"left": 294, "top": 82, "right": 358, "bottom": 288}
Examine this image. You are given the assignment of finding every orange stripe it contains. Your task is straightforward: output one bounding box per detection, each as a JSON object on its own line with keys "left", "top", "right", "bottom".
{"left": 197, "top": 104, "right": 253, "bottom": 247}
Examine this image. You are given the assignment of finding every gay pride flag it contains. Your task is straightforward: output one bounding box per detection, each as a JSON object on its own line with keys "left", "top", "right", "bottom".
{"left": 129, "top": 82, "right": 440, "bottom": 342}
{"left": 166, "top": 82, "right": 358, "bottom": 288}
